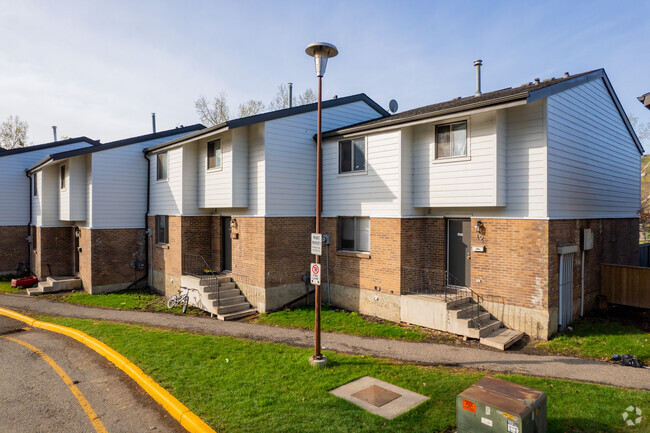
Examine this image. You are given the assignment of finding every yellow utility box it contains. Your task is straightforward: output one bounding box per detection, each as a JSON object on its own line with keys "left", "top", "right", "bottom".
{"left": 457, "top": 376, "right": 546, "bottom": 433}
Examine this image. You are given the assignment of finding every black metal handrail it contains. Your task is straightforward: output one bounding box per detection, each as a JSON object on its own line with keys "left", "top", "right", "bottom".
{"left": 183, "top": 253, "right": 221, "bottom": 307}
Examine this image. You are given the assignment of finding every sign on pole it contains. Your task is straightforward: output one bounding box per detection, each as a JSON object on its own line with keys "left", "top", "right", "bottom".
{"left": 311, "top": 233, "right": 322, "bottom": 256}
{"left": 310, "top": 263, "right": 321, "bottom": 285}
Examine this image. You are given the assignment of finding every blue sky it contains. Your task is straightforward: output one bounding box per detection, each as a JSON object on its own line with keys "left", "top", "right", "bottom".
{"left": 1, "top": 0, "right": 649, "bottom": 144}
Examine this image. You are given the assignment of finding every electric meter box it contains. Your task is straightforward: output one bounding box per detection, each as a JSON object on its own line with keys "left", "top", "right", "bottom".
{"left": 457, "top": 376, "right": 547, "bottom": 433}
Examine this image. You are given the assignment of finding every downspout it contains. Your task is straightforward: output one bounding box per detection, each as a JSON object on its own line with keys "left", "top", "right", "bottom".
{"left": 25, "top": 171, "right": 32, "bottom": 274}
{"left": 144, "top": 152, "right": 151, "bottom": 288}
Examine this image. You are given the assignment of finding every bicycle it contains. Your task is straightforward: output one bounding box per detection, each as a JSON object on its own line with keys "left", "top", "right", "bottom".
{"left": 167, "top": 287, "right": 190, "bottom": 313}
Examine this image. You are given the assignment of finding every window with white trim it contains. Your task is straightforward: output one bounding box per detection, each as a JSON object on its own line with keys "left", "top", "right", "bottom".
{"left": 338, "top": 216, "right": 370, "bottom": 252}
{"left": 339, "top": 138, "right": 366, "bottom": 173}
{"left": 157, "top": 152, "right": 168, "bottom": 180}
{"left": 156, "top": 215, "right": 169, "bottom": 244}
{"left": 435, "top": 121, "right": 467, "bottom": 159}
{"left": 207, "top": 139, "right": 222, "bottom": 170}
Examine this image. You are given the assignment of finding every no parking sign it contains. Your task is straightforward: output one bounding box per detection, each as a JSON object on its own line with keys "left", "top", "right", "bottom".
{"left": 310, "top": 263, "right": 321, "bottom": 285}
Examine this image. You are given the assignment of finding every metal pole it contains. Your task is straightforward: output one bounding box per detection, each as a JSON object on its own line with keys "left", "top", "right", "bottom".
{"left": 314, "top": 75, "right": 323, "bottom": 360}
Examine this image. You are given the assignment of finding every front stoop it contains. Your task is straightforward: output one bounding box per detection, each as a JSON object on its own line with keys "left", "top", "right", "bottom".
{"left": 27, "top": 276, "right": 82, "bottom": 296}
{"left": 401, "top": 293, "right": 524, "bottom": 350}
{"left": 180, "top": 274, "right": 257, "bottom": 320}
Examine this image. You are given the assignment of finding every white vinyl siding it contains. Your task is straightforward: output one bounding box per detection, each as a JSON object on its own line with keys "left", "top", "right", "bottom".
{"left": 246, "top": 123, "right": 265, "bottom": 216}
{"left": 264, "top": 101, "right": 383, "bottom": 216}
{"left": 546, "top": 79, "right": 641, "bottom": 218}
{"left": 58, "top": 156, "right": 87, "bottom": 221}
{"left": 58, "top": 163, "right": 70, "bottom": 220}
{"left": 323, "top": 130, "right": 401, "bottom": 217}
{"left": 41, "top": 165, "right": 61, "bottom": 227}
{"left": 150, "top": 147, "right": 183, "bottom": 216}
{"left": 0, "top": 140, "right": 94, "bottom": 226}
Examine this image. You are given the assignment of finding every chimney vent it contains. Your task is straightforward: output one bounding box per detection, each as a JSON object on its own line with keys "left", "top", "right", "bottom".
{"left": 288, "top": 83, "right": 293, "bottom": 108}
{"left": 52, "top": 126, "right": 57, "bottom": 142}
{"left": 152, "top": 113, "right": 156, "bottom": 134}
{"left": 474, "top": 59, "right": 483, "bottom": 96}
{"left": 563, "top": 72, "right": 570, "bottom": 78}
{"left": 534, "top": 77, "right": 541, "bottom": 85}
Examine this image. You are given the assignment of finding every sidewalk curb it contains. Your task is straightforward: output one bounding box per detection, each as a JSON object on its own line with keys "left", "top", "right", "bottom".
{"left": 0, "top": 307, "right": 215, "bottom": 433}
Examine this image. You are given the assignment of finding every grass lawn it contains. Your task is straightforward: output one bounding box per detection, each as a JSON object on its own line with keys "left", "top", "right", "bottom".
{"left": 36, "top": 315, "right": 649, "bottom": 433}
{"left": 0, "top": 275, "right": 23, "bottom": 294}
{"left": 252, "top": 305, "right": 438, "bottom": 342}
{"left": 55, "top": 289, "right": 206, "bottom": 316}
{"left": 537, "top": 315, "right": 650, "bottom": 364}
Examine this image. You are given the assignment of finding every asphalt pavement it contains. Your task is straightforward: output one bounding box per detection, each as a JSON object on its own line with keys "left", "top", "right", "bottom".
{"left": 0, "top": 314, "right": 184, "bottom": 433}
{"left": 1, "top": 293, "right": 650, "bottom": 391}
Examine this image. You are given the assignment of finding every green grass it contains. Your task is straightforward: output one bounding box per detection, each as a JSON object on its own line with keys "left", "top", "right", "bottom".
{"left": 253, "top": 305, "right": 438, "bottom": 341}
{"left": 538, "top": 318, "right": 650, "bottom": 363}
{"left": 35, "top": 315, "right": 649, "bottom": 433}
{"left": 56, "top": 289, "right": 206, "bottom": 316}
{"left": 0, "top": 275, "right": 23, "bottom": 294}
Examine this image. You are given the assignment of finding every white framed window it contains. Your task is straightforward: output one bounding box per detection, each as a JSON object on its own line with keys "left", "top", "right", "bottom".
{"left": 156, "top": 152, "right": 168, "bottom": 180}
{"left": 33, "top": 172, "right": 38, "bottom": 197}
{"left": 338, "top": 216, "right": 370, "bottom": 252}
{"left": 156, "top": 215, "right": 169, "bottom": 244}
{"left": 60, "top": 165, "right": 66, "bottom": 190}
{"left": 207, "top": 139, "right": 222, "bottom": 170}
{"left": 435, "top": 121, "right": 467, "bottom": 159}
{"left": 339, "top": 137, "right": 366, "bottom": 174}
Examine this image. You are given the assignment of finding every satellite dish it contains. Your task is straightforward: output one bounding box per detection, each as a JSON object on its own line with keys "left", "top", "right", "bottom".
{"left": 388, "top": 99, "right": 398, "bottom": 113}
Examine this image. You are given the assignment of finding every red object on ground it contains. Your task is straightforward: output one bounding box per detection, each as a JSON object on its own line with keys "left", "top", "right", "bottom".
{"left": 11, "top": 276, "right": 38, "bottom": 288}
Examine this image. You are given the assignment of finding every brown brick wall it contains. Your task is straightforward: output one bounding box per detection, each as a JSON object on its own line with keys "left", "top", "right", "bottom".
{"left": 264, "top": 217, "right": 314, "bottom": 288}
{"left": 0, "top": 226, "right": 29, "bottom": 274}
{"left": 149, "top": 215, "right": 182, "bottom": 283}
{"left": 33, "top": 226, "right": 74, "bottom": 279}
{"left": 231, "top": 217, "right": 266, "bottom": 288}
{"left": 181, "top": 216, "right": 213, "bottom": 274}
{"left": 78, "top": 228, "right": 92, "bottom": 288}
{"left": 400, "top": 218, "right": 446, "bottom": 293}
{"left": 89, "top": 228, "right": 146, "bottom": 287}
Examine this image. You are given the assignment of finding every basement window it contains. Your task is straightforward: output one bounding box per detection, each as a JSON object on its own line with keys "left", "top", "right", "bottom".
{"left": 33, "top": 173, "right": 38, "bottom": 197}
{"left": 156, "top": 215, "right": 169, "bottom": 244}
{"left": 339, "top": 138, "right": 366, "bottom": 173}
{"left": 157, "top": 152, "right": 168, "bottom": 181}
{"left": 435, "top": 121, "right": 467, "bottom": 159}
{"left": 338, "top": 217, "right": 370, "bottom": 252}
{"left": 207, "top": 139, "right": 222, "bottom": 170}
{"left": 60, "top": 165, "right": 66, "bottom": 190}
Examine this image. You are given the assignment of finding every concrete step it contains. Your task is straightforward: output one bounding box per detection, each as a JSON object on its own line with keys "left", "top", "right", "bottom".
{"left": 444, "top": 296, "right": 473, "bottom": 309}
{"left": 205, "top": 288, "right": 240, "bottom": 298}
{"left": 27, "top": 287, "right": 44, "bottom": 296}
{"left": 217, "top": 308, "right": 257, "bottom": 321}
{"left": 46, "top": 276, "right": 82, "bottom": 291}
{"left": 216, "top": 302, "right": 251, "bottom": 315}
{"left": 467, "top": 319, "right": 502, "bottom": 339}
{"left": 214, "top": 295, "right": 247, "bottom": 306}
{"left": 459, "top": 311, "right": 492, "bottom": 328}
{"left": 217, "top": 275, "right": 232, "bottom": 283}
{"left": 480, "top": 328, "right": 525, "bottom": 350}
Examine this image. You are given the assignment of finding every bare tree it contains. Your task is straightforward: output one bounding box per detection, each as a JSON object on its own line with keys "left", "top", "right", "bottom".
{"left": 0, "top": 115, "right": 29, "bottom": 149}
{"left": 237, "top": 100, "right": 265, "bottom": 118}
{"left": 268, "top": 84, "right": 291, "bottom": 111}
{"left": 296, "top": 88, "right": 317, "bottom": 106}
{"left": 195, "top": 92, "right": 230, "bottom": 126}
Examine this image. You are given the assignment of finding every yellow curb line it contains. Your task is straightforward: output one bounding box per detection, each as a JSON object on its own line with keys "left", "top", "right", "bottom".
{"left": 0, "top": 307, "right": 215, "bottom": 433}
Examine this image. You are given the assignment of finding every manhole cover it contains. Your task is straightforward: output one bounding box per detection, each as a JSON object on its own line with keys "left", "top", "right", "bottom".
{"left": 352, "top": 385, "right": 401, "bottom": 407}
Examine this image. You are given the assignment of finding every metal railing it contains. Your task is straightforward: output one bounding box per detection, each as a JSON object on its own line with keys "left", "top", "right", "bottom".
{"left": 402, "top": 267, "right": 485, "bottom": 329}
{"left": 183, "top": 253, "right": 221, "bottom": 307}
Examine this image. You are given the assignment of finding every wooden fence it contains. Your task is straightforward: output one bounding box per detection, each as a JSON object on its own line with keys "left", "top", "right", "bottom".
{"left": 601, "top": 264, "right": 650, "bottom": 309}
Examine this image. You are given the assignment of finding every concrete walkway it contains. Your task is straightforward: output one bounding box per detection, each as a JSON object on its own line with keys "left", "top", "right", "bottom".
{"left": 1, "top": 294, "right": 649, "bottom": 390}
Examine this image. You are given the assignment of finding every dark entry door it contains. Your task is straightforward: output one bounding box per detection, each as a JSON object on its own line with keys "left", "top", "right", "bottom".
{"left": 74, "top": 227, "right": 80, "bottom": 275}
{"left": 222, "top": 217, "right": 232, "bottom": 272}
{"left": 447, "top": 219, "right": 471, "bottom": 287}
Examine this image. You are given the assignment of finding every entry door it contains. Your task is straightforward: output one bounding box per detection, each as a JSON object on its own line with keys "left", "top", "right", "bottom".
{"left": 74, "top": 227, "right": 80, "bottom": 275}
{"left": 447, "top": 219, "right": 471, "bottom": 287}
{"left": 222, "top": 217, "right": 232, "bottom": 272}
{"left": 558, "top": 252, "right": 574, "bottom": 331}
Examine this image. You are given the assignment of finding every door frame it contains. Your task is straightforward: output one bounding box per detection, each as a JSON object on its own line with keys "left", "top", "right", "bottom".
{"left": 446, "top": 218, "right": 471, "bottom": 288}
{"left": 221, "top": 216, "right": 232, "bottom": 272}
{"left": 74, "top": 226, "right": 80, "bottom": 277}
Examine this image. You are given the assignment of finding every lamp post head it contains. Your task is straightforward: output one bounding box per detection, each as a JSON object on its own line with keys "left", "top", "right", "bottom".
{"left": 305, "top": 42, "right": 338, "bottom": 77}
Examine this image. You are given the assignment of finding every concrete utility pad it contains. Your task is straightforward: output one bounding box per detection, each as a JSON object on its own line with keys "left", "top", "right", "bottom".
{"left": 330, "top": 376, "right": 429, "bottom": 419}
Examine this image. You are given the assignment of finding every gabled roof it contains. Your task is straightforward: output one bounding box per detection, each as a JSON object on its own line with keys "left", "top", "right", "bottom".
{"left": 0, "top": 136, "right": 100, "bottom": 157}
{"left": 26, "top": 124, "right": 205, "bottom": 173}
{"left": 144, "top": 93, "right": 390, "bottom": 154}
{"left": 322, "top": 69, "right": 644, "bottom": 154}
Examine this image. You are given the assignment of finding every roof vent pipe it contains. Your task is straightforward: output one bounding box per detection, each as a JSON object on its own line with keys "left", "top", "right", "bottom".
{"left": 474, "top": 59, "right": 482, "bottom": 96}
{"left": 534, "top": 77, "right": 541, "bottom": 85}
{"left": 563, "top": 72, "right": 570, "bottom": 78}
{"left": 152, "top": 113, "right": 156, "bottom": 134}
{"left": 52, "top": 126, "right": 57, "bottom": 142}
{"left": 288, "top": 83, "right": 293, "bottom": 108}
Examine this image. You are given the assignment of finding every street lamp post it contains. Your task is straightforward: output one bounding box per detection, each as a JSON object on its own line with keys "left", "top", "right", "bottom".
{"left": 305, "top": 42, "right": 338, "bottom": 367}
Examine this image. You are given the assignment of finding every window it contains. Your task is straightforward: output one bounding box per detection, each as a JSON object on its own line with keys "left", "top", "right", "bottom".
{"left": 33, "top": 173, "right": 38, "bottom": 197}
{"left": 338, "top": 217, "right": 370, "bottom": 252}
{"left": 157, "top": 152, "right": 168, "bottom": 180}
{"left": 339, "top": 138, "right": 366, "bottom": 173}
{"left": 156, "top": 215, "right": 169, "bottom": 244}
{"left": 60, "top": 165, "right": 66, "bottom": 190}
{"left": 207, "top": 139, "right": 222, "bottom": 170}
{"left": 435, "top": 121, "right": 467, "bottom": 159}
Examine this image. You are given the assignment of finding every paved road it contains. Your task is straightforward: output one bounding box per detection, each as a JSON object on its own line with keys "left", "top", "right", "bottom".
{"left": 2, "top": 294, "right": 650, "bottom": 390}
{"left": 0, "top": 315, "right": 184, "bottom": 433}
